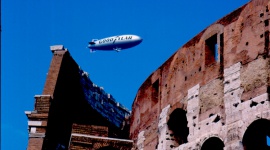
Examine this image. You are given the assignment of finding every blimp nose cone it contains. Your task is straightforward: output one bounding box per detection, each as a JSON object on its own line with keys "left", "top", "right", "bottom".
{"left": 134, "top": 35, "right": 142, "bottom": 40}
{"left": 133, "top": 35, "right": 143, "bottom": 43}
{"left": 134, "top": 37, "right": 142, "bottom": 45}
{"left": 138, "top": 38, "right": 143, "bottom": 43}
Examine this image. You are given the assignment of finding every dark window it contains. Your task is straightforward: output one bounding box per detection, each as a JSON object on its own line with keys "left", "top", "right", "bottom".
{"left": 152, "top": 79, "right": 159, "bottom": 103}
{"left": 167, "top": 108, "right": 189, "bottom": 146}
{"left": 205, "top": 34, "right": 218, "bottom": 66}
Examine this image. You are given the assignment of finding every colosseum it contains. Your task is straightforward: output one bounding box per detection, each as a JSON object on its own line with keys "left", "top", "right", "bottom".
{"left": 130, "top": 0, "right": 270, "bottom": 149}
{"left": 25, "top": 0, "right": 270, "bottom": 149}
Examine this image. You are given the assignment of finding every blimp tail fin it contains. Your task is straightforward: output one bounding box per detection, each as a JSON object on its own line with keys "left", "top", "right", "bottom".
{"left": 89, "top": 39, "right": 98, "bottom": 45}
{"left": 89, "top": 41, "right": 96, "bottom": 45}
{"left": 90, "top": 49, "right": 96, "bottom": 53}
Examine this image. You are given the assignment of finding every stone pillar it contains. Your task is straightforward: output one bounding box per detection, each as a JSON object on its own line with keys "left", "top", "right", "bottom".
{"left": 157, "top": 105, "right": 173, "bottom": 150}
{"left": 223, "top": 62, "right": 244, "bottom": 150}
{"left": 187, "top": 84, "right": 200, "bottom": 142}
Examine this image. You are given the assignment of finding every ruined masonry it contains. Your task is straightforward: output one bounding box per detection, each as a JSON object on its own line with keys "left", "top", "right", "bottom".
{"left": 25, "top": 45, "right": 132, "bottom": 150}
{"left": 130, "top": 0, "right": 270, "bottom": 149}
{"left": 26, "top": 0, "right": 270, "bottom": 150}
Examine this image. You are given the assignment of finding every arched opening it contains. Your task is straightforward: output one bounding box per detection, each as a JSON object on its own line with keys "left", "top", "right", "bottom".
{"left": 167, "top": 108, "right": 189, "bottom": 145}
{"left": 98, "top": 146, "right": 119, "bottom": 150}
{"left": 242, "top": 119, "right": 270, "bottom": 150}
{"left": 201, "top": 137, "right": 224, "bottom": 150}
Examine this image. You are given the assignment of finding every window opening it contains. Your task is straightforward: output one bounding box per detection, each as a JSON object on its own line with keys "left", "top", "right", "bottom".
{"left": 152, "top": 79, "right": 159, "bottom": 103}
{"left": 205, "top": 34, "right": 218, "bottom": 65}
{"left": 167, "top": 108, "right": 189, "bottom": 146}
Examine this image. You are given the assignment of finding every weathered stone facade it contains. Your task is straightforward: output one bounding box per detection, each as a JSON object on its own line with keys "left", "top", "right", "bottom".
{"left": 130, "top": 0, "right": 270, "bottom": 149}
{"left": 25, "top": 46, "right": 132, "bottom": 150}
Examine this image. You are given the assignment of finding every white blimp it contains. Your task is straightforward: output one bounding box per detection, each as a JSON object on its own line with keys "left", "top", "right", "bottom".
{"left": 88, "top": 34, "right": 143, "bottom": 52}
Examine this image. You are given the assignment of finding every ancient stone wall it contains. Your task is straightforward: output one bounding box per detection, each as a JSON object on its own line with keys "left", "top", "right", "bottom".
{"left": 26, "top": 46, "right": 132, "bottom": 150}
{"left": 130, "top": 0, "right": 270, "bottom": 149}
{"left": 69, "top": 124, "right": 133, "bottom": 150}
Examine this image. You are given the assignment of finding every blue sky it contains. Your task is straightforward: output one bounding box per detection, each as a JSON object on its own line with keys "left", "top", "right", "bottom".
{"left": 2, "top": 0, "right": 249, "bottom": 149}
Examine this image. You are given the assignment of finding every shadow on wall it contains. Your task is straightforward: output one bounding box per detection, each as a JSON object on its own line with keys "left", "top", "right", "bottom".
{"left": 98, "top": 146, "right": 119, "bottom": 150}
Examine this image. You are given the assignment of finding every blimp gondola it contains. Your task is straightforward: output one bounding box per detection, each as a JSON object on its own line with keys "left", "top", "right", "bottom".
{"left": 88, "top": 34, "right": 142, "bottom": 52}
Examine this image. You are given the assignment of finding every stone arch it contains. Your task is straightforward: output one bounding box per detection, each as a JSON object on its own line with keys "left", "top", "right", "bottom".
{"left": 242, "top": 118, "right": 270, "bottom": 150}
{"left": 201, "top": 137, "right": 225, "bottom": 150}
{"left": 167, "top": 108, "right": 189, "bottom": 146}
{"left": 201, "top": 24, "right": 224, "bottom": 42}
{"left": 200, "top": 24, "right": 224, "bottom": 66}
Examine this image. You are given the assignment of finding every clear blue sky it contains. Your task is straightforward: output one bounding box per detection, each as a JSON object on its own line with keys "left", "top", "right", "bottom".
{"left": 2, "top": 0, "right": 249, "bottom": 149}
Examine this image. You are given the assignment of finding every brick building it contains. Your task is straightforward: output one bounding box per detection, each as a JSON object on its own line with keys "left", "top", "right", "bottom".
{"left": 130, "top": 0, "right": 270, "bottom": 150}
{"left": 25, "top": 45, "right": 132, "bottom": 150}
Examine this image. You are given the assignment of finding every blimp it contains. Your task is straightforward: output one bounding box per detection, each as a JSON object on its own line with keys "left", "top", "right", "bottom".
{"left": 88, "top": 34, "right": 142, "bottom": 52}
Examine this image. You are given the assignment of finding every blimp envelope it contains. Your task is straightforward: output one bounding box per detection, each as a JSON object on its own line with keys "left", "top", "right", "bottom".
{"left": 267, "top": 135, "right": 270, "bottom": 146}
{"left": 88, "top": 34, "right": 142, "bottom": 52}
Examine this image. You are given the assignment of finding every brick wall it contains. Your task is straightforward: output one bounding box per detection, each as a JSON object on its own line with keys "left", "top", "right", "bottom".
{"left": 69, "top": 134, "right": 133, "bottom": 150}
{"left": 72, "top": 124, "right": 108, "bottom": 137}
{"left": 130, "top": 0, "right": 270, "bottom": 149}
{"left": 26, "top": 46, "right": 132, "bottom": 149}
{"left": 26, "top": 95, "right": 51, "bottom": 150}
